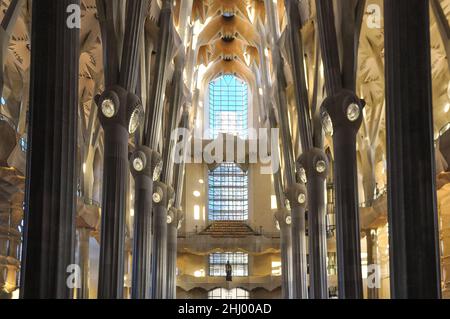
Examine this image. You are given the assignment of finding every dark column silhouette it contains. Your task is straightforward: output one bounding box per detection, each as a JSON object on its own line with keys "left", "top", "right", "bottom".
{"left": 384, "top": 0, "right": 441, "bottom": 299}
{"left": 21, "top": 0, "right": 80, "bottom": 299}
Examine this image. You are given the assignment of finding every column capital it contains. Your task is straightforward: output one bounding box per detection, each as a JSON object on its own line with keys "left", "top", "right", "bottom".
{"left": 322, "top": 89, "right": 365, "bottom": 133}
{"left": 130, "top": 146, "right": 162, "bottom": 180}
{"left": 95, "top": 85, "right": 143, "bottom": 134}
{"left": 274, "top": 208, "right": 292, "bottom": 229}
{"left": 285, "top": 183, "right": 307, "bottom": 209}
{"left": 297, "top": 148, "right": 329, "bottom": 179}
{"left": 153, "top": 181, "right": 175, "bottom": 208}
{"left": 167, "top": 207, "right": 184, "bottom": 227}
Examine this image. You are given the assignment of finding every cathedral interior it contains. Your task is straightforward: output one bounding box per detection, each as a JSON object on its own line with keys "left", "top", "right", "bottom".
{"left": 0, "top": 0, "right": 449, "bottom": 300}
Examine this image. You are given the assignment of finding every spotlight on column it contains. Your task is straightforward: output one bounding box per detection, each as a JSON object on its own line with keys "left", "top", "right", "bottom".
{"left": 153, "top": 186, "right": 163, "bottom": 203}
{"left": 297, "top": 193, "right": 306, "bottom": 204}
{"left": 132, "top": 151, "right": 147, "bottom": 172}
{"left": 285, "top": 215, "right": 292, "bottom": 225}
{"left": 153, "top": 160, "right": 163, "bottom": 181}
{"left": 284, "top": 199, "right": 291, "bottom": 211}
{"left": 315, "top": 159, "right": 327, "bottom": 174}
{"left": 321, "top": 110, "right": 333, "bottom": 136}
{"left": 167, "top": 186, "right": 175, "bottom": 209}
{"left": 126, "top": 94, "right": 143, "bottom": 135}
{"left": 298, "top": 167, "right": 307, "bottom": 184}
{"left": 128, "top": 106, "right": 143, "bottom": 134}
{"left": 346, "top": 103, "right": 361, "bottom": 122}
{"left": 101, "top": 98, "right": 116, "bottom": 118}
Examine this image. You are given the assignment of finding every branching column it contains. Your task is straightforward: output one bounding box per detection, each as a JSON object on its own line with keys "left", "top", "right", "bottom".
{"left": 316, "top": 0, "right": 364, "bottom": 298}
{"left": 285, "top": 0, "right": 329, "bottom": 298}
{"left": 96, "top": 0, "right": 147, "bottom": 299}
{"left": 96, "top": 87, "right": 142, "bottom": 299}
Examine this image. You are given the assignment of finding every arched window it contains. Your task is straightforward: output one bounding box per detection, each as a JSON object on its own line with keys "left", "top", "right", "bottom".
{"left": 208, "top": 74, "right": 248, "bottom": 139}
{"left": 208, "top": 287, "right": 249, "bottom": 299}
{"left": 208, "top": 163, "right": 248, "bottom": 221}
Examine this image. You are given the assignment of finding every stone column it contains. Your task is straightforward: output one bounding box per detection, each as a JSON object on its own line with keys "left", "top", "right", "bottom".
{"left": 322, "top": 92, "right": 365, "bottom": 299}
{"left": 151, "top": 182, "right": 174, "bottom": 298}
{"left": 130, "top": 146, "right": 161, "bottom": 299}
{"left": 316, "top": 0, "right": 364, "bottom": 299}
{"left": 96, "top": 87, "right": 142, "bottom": 299}
{"left": 143, "top": 0, "right": 174, "bottom": 148}
{"left": 167, "top": 208, "right": 182, "bottom": 299}
{"left": 384, "top": 0, "right": 441, "bottom": 298}
{"left": 275, "top": 209, "right": 292, "bottom": 299}
{"left": 286, "top": 183, "right": 308, "bottom": 299}
{"left": 21, "top": 0, "right": 79, "bottom": 299}
{"left": 298, "top": 149, "right": 329, "bottom": 299}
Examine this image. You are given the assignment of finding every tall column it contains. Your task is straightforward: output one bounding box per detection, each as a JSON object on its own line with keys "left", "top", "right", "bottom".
{"left": 151, "top": 182, "right": 174, "bottom": 298}
{"left": 272, "top": 62, "right": 308, "bottom": 298}
{"left": 284, "top": 0, "right": 329, "bottom": 297}
{"left": 298, "top": 149, "right": 329, "bottom": 299}
{"left": 322, "top": 92, "right": 364, "bottom": 298}
{"left": 130, "top": 147, "right": 161, "bottom": 299}
{"left": 77, "top": 228, "right": 90, "bottom": 299}
{"left": 96, "top": 87, "right": 142, "bottom": 299}
{"left": 275, "top": 209, "right": 292, "bottom": 299}
{"left": 96, "top": 0, "right": 146, "bottom": 298}
{"left": 384, "top": 0, "right": 441, "bottom": 298}
{"left": 167, "top": 208, "right": 182, "bottom": 299}
{"left": 316, "top": 0, "right": 364, "bottom": 298}
{"left": 20, "top": 0, "right": 79, "bottom": 299}
{"left": 286, "top": 183, "right": 308, "bottom": 299}
{"left": 143, "top": 0, "right": 174, "bottom": 148}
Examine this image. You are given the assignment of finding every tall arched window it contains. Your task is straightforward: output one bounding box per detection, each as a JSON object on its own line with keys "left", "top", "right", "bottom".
{"left": 207, "top": 74, "right": 249, "bottom": 222}
{"left": 208, "top": 74, "right": 248, "bottom": 139}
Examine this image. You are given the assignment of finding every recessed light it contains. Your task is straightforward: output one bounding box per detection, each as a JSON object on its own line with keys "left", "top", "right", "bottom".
{"left": 193, "top": 191, "right": 201, "bottom": 197}
{"left": 199, "top": 179, "right": 204, "bottom": 184}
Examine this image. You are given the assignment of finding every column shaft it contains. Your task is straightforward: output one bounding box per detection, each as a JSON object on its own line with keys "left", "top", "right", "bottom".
{"left": 306, "top": 173, "right": 328, "bottom": 298}
{"left": 384, "top": 0, "right": 441, "bottom": 298}
{"left": 131, "top": 175, "right": 153, "bottom": 299}
{"left": 151, "top": 205, "right": 168, "bottom": 298}
{"left": 167, "top": 220, "right": 178, "bottom": 299}
{"left": 316, "top": 0, "right": 364, "bottom": 298}
{"left": 21, "top": 0, "right": 79, "bottom": 299}
{"left": 98, "top": 125, "right": 128, "bottom": 298}
{"left": 333, "top": 128, "right": 363, "bottom": 297}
